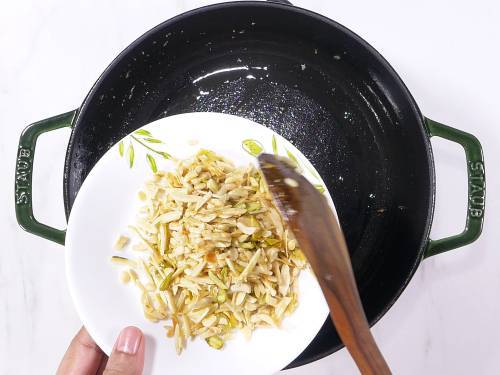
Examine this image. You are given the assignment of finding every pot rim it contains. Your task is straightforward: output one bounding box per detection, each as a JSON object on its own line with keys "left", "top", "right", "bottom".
{"left": 63, "top": 1, "right": 436, "bottom": 367}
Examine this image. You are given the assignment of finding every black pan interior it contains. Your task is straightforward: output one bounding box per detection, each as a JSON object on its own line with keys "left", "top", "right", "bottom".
{"left": 64, "top": 2, "right": 433, "bottom": 368}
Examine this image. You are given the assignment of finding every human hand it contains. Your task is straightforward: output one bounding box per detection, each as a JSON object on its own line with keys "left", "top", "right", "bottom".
{"left": 57, "top": 326, "right": 145, "bottom": 375}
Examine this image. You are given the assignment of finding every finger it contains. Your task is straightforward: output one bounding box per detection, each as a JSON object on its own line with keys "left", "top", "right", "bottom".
{"left": 57, "top": 327, "right": 105, "bottom": 375}
{"left": 103, "top": 326, "right": 145, "bottom": 375}
{"left": 97, "top": 354, "right": 109, "bottom": 375}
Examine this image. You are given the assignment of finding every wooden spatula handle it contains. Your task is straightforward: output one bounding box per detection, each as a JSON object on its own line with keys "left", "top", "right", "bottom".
{"left": 257, "top": 154, "right": 391, "bottom": 374}
{"left": 293, "top": 194, "right": 391, "bottom": 375}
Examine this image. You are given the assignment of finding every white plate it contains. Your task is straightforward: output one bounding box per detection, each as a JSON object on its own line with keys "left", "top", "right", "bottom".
{"left": 66, "top": 112, "right": 331, "bottom": 375}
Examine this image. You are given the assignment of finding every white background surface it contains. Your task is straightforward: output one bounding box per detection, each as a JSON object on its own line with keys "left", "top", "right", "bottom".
{"left": 1, "top": 0, "right": 499, "bottom": 374}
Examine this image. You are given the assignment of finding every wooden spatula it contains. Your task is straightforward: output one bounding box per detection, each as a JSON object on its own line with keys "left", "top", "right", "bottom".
{"left": 258, "top": 153, "right": 391, "bottom": 375}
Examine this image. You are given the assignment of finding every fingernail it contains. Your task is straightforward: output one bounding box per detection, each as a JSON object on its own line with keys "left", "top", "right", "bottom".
{"left": 115, "top": 326, "right": 142, "bottom": 355}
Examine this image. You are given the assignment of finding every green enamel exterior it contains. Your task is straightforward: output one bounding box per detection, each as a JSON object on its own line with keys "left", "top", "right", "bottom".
{"left": 424, "top": 118, "right": 485, "bottom": 258}
{"left": 15, "top": 110, "right": 77, "bottom": 245}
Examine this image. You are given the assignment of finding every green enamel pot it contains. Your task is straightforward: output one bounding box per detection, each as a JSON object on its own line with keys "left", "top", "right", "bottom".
{"left": 14, "top": 1, "right": 486, "bottom": 368}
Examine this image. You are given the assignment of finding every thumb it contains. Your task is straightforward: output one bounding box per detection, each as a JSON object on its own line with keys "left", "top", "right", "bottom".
{"left": 104, "top": 327, "right": 145, "bottom": 375}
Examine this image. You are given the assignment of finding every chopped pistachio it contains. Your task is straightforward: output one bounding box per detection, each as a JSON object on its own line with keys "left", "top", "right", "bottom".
{"left": 240, "top": 242, "right": 255, "bottom": 249}
{"left": 110, "top": 256, "right": 135, "bottom": 267}
{"left": 206, "top": 336, "right": 224, "bottom": 350}
{"left": 247, "top": 201, "right": 261, "bottom": 212}
{"left": 159, "top": 272, "right": 173, "bottom": 291}
{"left": 217, "top": 289, "right": 227, "bottom": 303}
{"left": 208, "top": 271, "right": 228, "bottom": 290}
{"left": 265, "top": 238, "right": 281, "bottom": 246}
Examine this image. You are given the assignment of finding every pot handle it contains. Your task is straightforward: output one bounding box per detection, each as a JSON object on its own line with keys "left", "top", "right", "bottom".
{"left": 424, "top": 118, "right": 485, "bottom": 258}
{"left": 15, "top": 110, "right": 77, "bottom": 245}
